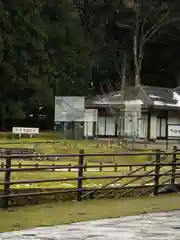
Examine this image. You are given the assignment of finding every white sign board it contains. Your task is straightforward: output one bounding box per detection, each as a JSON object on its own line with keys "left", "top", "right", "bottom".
{"left": 168, "top": 125, "right": 180, "bottom": 137}
{"left": 12, "top": 127, "right": 39, "bottom": 135}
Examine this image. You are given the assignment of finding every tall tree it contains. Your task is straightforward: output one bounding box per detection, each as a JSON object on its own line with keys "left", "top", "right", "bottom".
{"left": 74, "top": 0, "right": 180, "bottom": 89}
{"left": 0, "top": 0, "right": 53, "bottom": 122}
{"left": 0, "top": 0, "right": 93, "bottom": 128}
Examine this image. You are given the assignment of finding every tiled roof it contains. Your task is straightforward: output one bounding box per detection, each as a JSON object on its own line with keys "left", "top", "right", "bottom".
{"left": 143, "top": 85, "right": 180, "bottom": 107}
{"left": 86, "top": 85, "right": 180, "bottom": 109}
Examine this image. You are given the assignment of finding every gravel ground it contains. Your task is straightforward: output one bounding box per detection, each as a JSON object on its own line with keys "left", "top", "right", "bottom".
{"left": 0, "top": 210, "right": 180, "bottom": 239}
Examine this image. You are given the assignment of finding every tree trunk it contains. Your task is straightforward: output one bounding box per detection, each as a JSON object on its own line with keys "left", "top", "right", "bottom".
{"left": 135, "top": 66, "right": 140, "bottom": 87}
{"left": 133, "top": 1, "right": 141, "bottom": 88}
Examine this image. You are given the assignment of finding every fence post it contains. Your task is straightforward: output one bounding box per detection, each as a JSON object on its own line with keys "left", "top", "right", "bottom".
{"left": 68, "top": 164, "right": 71, "bottom": 172}
{"left": 2, "top": 154, "right": 12, "bottom": 208}
{"left": 171, "top": 146, "right": 177, "bottom": 185}
{"left": 84, "top": 163, "right": 87, "bottom": 172}
{"left": 77, "top": 149, "right": 84, "bottom": 201}
{"left": 52, "top": 163, "right": 55, "bottom": 172}
{"left": 99, "top": 162, "right": 103, "bottom": 172}
{"left": 129, "top": 166, "right": 132, "bottom": 172}
{"left": 114, "top": 163, "right": 118, "bottom": 172}
{"left": 153, "top": 149, "right": 161, "bottom": 196}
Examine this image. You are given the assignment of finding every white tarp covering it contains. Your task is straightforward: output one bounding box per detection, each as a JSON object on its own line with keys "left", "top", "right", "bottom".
{"left": 54, "top": 96, "right": 85, "bottom": 122}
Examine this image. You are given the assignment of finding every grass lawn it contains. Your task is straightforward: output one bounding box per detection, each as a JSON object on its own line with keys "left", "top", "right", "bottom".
{"left": 0, "top": 133, "right": 151, "bottom": 158}
{"left": 0, "top": 166, "right": 173, "bottom": 190}
{"left": 0, "top": 136, "right": 173, "bottom": 189}
{"left": 0, "top": 194, "right": 179, "bottom": 232}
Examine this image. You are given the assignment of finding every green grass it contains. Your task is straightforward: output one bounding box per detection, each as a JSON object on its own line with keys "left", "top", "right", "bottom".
{"left": 0, "top": 194, "right": 179, "bottom": 232}
{"left": 0, "top": 136, "right": 172, "bottom": 189}
{"left": 0, "top": 131, "right": 62, "bottom": 140}
{"left": 0, "top": 165, "right": 172, "bottom": 189}
{"left": 0, "top": 136, "right": 177, "bottom": 233}
{"left": 0, "top": 138, "right": 152, "bottom": 163}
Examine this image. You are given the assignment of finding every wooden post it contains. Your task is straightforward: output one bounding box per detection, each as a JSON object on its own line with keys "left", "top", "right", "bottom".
{"left": 77, "top": 149, "right": 84, "bottom": 201}
{"left": 114, "top": 163, "right": 118, "bottom": 172}
{"left": 68, "top": 164, "right": 71, "bottom": 172}
{"left": 165, "top": 112, "right": 168, "bottom": 150}
{"left": 147, "top": 109, "right": 151, "bottom": 141}
{"left": 153, "top": 149, "right": 161, "bottom": 196}
{"left": 52, "top": 163, "right": 55, "bottom": 172}
{"left": 84, "top": 163, "right": 87, "bottom": 172}
{"left": 2, "top": 155, "right": 12, "bottom": 208}
{"left": 99, "top": 162, "right": 103, "bottom": 172}
{"left": 171, "top": 146, "right": 177, "bottom": 185}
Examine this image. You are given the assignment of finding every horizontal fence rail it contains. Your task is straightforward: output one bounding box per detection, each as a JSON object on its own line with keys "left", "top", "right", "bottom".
{"left": 0, "top": 151, "right": 178, "bottom": 158}
{"left": 0, "top": 146, "right": 180, "bottom": 208}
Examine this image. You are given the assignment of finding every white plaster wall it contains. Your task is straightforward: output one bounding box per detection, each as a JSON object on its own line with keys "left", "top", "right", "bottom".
{"left": 84, "top": 121, "right": 93, "bottom": 137}
{"left": 97, "top": 116, "right": 116, "bottom": 136}
{"left": 106, "top": 117, "right": 116, "bottom": 136}
{"left": 151, "top": 111, "right": 180, "bottom": 139}
{"left": 150, "top": 115, "right": 157, "bottom": 139}
{"left": 138, "top": 117, "right": 147, "bottom": 138}
{"left": 116, "top": 117, "right": 124, "bottom": 135}
{"left": 96, "top": 111, "right": 180, "bottom": 138}
{"left": 124, "top": 103, "right": 142, "bottom": 137}
{"left": 123, "top": 112, "right": 146, "bottom": 138}
{"left": 124, "top": 116, "right": 132, "bottom": 137}
{"left": 97, "top": 117, "right": 105, "bottom": 135}
{"left": 84, "top": 109, "right": 97, "bottom": 137}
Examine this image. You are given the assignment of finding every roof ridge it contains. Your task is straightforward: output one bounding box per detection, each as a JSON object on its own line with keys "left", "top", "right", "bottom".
{"left": 141, "top": 85, "right": 153, "bottom": 106}
{"left": 174, "top": 86, "right": 180, "bottom": 91}
{"left": 142, "top": 84, "right": 174, "bottom": 90}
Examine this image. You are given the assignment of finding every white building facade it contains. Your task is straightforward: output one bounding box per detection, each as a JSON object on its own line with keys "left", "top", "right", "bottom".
{"left": 85, "top": 85, "right": 180, "bottom": 141}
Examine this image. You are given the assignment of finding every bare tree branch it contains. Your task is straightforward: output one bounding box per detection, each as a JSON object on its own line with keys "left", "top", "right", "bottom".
{"left": 100, "top": 84, "right": 116, "bottom": 115}
{"left": 143, "top": 6, "right": 171, "bottom": 42}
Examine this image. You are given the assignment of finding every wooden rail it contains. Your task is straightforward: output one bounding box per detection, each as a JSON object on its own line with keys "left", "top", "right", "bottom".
{"left": 0, "top": 146, "right": 179, "bottom": 208}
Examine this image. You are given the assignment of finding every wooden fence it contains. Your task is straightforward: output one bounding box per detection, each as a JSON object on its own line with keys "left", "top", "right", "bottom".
{"left": 0, "top": 146, "right": 180, "bottom": 208}
{"left": 0, "top": 162, "right": 154, "bottom": 172}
